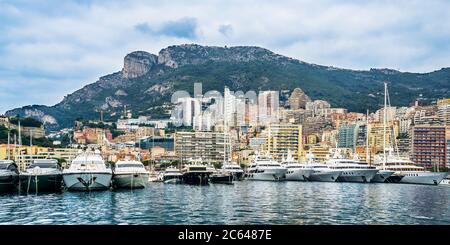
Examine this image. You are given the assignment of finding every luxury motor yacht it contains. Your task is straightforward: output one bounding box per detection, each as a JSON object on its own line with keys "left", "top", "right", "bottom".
{"left": 281, "top": 150, "right": 313, "bottom": 181}
{"left": 112, "top": 160, "right": 149, "bottom": 189}
{"left": 210, "top": 171, "right": 233, "bottom": 184}
{"left": 180, "top": 158, "right": 212, "bottom": 185}
{"left": 221, "top": 163, "right": 244, "bottom": 181}
{"left": 20, "top": 159, "right": 62, "bottom": 193}
{"left": 246, "top": 153, "right": 286, "bottom": 181}
{"left": 0, "top": 160, "right": 19, "bottom": 193}
{"left": 440, "top": 176, "right": 450, "bottom": 186}
{"left": 302, "top": 152, "right": 342, "bottom": 182}
{"left": 326, "top": 152, "right": 379, "bottom": 183}
{"left": 162, "top": 167, "right": 183, "bottom": 184}
{"left": 62, "top": 150, "right": 112, "bottom": 191}
{"left": 381, "top": 156, "right": 448, "bottom": 185}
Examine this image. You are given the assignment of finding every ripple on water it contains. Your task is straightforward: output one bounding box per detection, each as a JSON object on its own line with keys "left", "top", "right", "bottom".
{"left": 0, "top": 182, "right": 450, "bottom": 224}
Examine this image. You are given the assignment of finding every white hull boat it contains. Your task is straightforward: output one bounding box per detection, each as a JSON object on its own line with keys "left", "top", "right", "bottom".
{"left": 371, "top": 170, "right": 395, "bottom": 183}
{"left": 63, "top": 150, "right": 112, "bottom": 191}
{"left": 400, "top": 172, "right": 448, "bottom": 186}
{"left": 63, "top": 172, "right": 112, "bottom": 191}
{"left": 246, "top": 154, "right": 286, "bottom": 181}
{"left": 308, "top": 170, "right": 341, "bottom": 182}
{"left": 112, "top": 160, "right": 149, "bottom": 189}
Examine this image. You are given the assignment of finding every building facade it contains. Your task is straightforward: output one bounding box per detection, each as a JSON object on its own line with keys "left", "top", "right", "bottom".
{"left": 174, "top": 131, "right": 231, "bottom": 163}
{"left": 411, "top": 125, "right": 449, "bottom": 169}
{"left": 266, "top": 124, "right": 302, "bottom": 161}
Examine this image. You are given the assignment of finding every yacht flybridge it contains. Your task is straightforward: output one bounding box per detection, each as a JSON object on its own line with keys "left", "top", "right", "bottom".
{"left": 63, "top": 150, "right": 112, "bottom": 191}
{"left": 246, "top": 153, "right": 286, "bottom": 181}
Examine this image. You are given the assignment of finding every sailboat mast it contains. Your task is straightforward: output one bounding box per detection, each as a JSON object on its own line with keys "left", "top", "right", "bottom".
{"left": 29, "top": 129, "right": 33, "bottom": 161}
{"left": 7, "top": 129, "right": 10, "bottom": 160}
{"left": 383, "top": 82, "right": 387, "bottom": 169}
{"left": 366, "top": 109, "right": 370, "bottom": 165}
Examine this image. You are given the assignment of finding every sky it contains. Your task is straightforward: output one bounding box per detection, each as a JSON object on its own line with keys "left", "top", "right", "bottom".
{"left": 1, "top": 0, "right": 450, "bottom": 113}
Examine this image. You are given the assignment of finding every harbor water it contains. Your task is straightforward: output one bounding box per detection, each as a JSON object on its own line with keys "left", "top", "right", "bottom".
{"left": 0, "top": 181, "right": 449, "bottom": 225}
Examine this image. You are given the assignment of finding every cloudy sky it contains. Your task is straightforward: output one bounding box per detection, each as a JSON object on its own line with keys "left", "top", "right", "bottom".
{"left": 1, "top": 0, "right": 449, "bottom": 113}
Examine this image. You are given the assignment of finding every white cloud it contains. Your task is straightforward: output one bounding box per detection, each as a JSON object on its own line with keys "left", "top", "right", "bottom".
{"left": 0, "top": 0, "right": 449, "bottom": 113}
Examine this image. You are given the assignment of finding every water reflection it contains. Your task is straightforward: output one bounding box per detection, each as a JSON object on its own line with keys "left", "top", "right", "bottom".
{"left": 0, "top": 182, "right": 449, "bottom": 224}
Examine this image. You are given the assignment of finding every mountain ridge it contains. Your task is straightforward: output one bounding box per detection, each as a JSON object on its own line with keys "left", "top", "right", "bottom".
{"left": 6, "top": 44, "right": 450, "bottom": 131}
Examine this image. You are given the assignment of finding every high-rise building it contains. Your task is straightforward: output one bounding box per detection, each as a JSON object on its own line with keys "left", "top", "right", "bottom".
{"left": 174, "top": 131, "right": 231, "bottom": 163}
{"left": 367, "top": 122, "right": 398, "bottom": 153}
{"left": 258, "top": 91, "right": 279, "bottom": 125}
{"left": 411, "top": 125, "right": 450, "bottom": 169}
{"left": 437, "top": 98, "right": 450, "bottom": 126}
{"left": 288, "top": 88, "right": 311, "bottom": 110}
{"left": 337, "top": 125, "right": 357, "bottom": 149}
{"left": 266, "top": 124, "right": 302, "bottom": 161}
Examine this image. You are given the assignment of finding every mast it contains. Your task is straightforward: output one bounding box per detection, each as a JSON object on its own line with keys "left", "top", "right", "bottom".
{"left": 18, "top": 119, "right": 22, "bottom": 169}
{"left": 366, "top": 109, "right": 370, "bottom": 165}
{"left": 29, "top": 129, "right": 33, "bottom": 162}
{"left": 7, "top": 128, "right": 10, "bottom": 160}
{"left": 383, "top": 82, "right": 387, "bottom": 169}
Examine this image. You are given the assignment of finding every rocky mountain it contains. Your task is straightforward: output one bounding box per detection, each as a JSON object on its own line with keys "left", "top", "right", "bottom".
{"left": 6, "top": 44, "right": 450, "bottom": 131}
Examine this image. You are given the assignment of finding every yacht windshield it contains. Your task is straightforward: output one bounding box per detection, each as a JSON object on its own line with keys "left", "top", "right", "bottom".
{"left": 117, "top": 164, "right": 143, "bottom": 168}
{"left": 28, "top": 161, "right": 58, "bottom": 169}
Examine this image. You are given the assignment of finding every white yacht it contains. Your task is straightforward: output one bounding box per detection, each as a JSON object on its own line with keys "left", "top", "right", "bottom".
{"left": 180, "top": 158, "right": 212, "bottom": 185}
{"left": 162, "top": 167, "right": 183, "bottom": 184}
{"left": 302, "top": 151, "right": 342, "bottom": 182}
{"left": 326, "top": 152, "right": 379, "bottom": 183}
{"left": 0, "top": 160, "right": 19, "bottom": 193}
{"left": 63, "top": 150, "right": 112, "bottom": 191}
{"left": 20, "top": 159, "right": 62, "bottom": 193}
{"left": 440, "top": 177, "right": 450, "bottom": 186}
{"left": 380, "top": 156, "right": 448, "bottom": 185}
{"left": 281, "top": 150, "right": 313, "bottom": 181}
{"left": 246, "top": 153, "right": 286, "bottom": 181}
{"left": 221, "top": 163, "right": 244, "bottom": 181}
{"left": 112, "top": 160, "right": 149, "bottom": 189}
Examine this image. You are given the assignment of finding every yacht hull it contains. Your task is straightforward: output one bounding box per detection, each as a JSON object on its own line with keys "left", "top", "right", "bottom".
{"left": 228, "top": 171, "right": 244, "bottom": 181}
{"left": 181, "top": 172, "right": 209, "bottom": 185}
{"left": 371, "top": 170, "right": 395, "bottom": 183}
{"left": 440, "top": 178, "right": 450, "bottom": 186}
{"left": 246, "top": 169, "right": 286, "bottom": 181}
{"left": 285, "top": 169, "right": 314, "bottom": 181}
{"left": 210, "top": 174, "right": 233, "bottom": 184}
{"left": 63, "top": 172, "right": 112, "bottom": 191}
{"left": 112, "top": 173, "right": 149, "bottom": 189}
{"left": 385, "top": 174, "right": 404, "bottom": 183}
{"left": 308, "top": 171, "right": 341, "bottom": 182}
{"left": 399, "top": 172, "right": 448, "bottom": 185}
{"left": 0, "top": 174, "right": 18, "bottom": 193}
{"left": 19, "top": 174, "right": 62, "bottom": 193}
{"left": 337, "top": 169, "right": 378, "bottom": 183}
{"left": 163, "top": 176, "right": 182, "bottom": 184}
